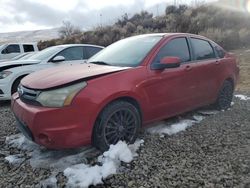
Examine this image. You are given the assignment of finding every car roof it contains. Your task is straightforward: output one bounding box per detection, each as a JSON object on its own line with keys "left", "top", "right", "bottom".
{"left": 56, "top": 44, "right": 104, "bottom": 49}
{"left": 135, "top": 33, "right": 210, "bottom": 40}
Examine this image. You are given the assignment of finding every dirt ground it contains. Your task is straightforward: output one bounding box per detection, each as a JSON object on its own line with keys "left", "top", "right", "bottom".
{"left": 233, "top": 48, "right": 250, "bottom": 92}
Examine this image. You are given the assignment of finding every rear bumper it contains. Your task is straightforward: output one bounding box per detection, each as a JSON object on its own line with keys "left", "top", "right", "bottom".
{"left": 11, "top": 94, "right": 93, "bottom": 149}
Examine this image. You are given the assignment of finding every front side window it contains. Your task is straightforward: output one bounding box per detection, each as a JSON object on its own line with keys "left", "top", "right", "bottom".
{"left": 154, "top": 37, "right": 191, "bottom": 63}
{"left": 57, "top": 47, "right": 84, "bottom": 61}
{"left": 29, "top": 46, "right": 63, "bottom": 61}
{"left": 85, "top": 47, "right": 103, "bottom": 59}
{"left": 2, "top": 44, "right": 20, "bottom": 54}
{"left": 191, "top": 38, "right": 216, "bottom": 60}
{"left": 89, "top": 35, "right": 162, "bottom": 67}
{"left": 23, "top": 45, "right": 35, "bottom": 52}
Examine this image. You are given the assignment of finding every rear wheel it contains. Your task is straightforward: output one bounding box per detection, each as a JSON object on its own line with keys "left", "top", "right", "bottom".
{"left": 215, "top": 80, "right": 233, "bottom": 110}
{"left": 93, "top": 101, "right": 141, "bottom": 151}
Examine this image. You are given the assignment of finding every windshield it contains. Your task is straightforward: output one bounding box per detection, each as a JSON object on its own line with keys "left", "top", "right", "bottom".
{"left": 88, "top": 35, "right": 162, "bottom": 67}
{"left": 28, "top": 46, "right": 64, "bottom": 61}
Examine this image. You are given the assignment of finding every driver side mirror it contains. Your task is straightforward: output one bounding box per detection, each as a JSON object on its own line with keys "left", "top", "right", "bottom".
{"left": 151, "top": 56, "right": 181, "bottom": 70}
{"left": 51, "top": 56, "right": 65, "bottom": 63}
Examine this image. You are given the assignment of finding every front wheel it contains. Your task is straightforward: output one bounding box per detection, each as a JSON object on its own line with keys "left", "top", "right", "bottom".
{"left": 93, "top": 101, "right": 141, "bottom": 152}
{"left": 215, "top": 80, "right": 234, "bottom": 110}
{"left": 11, "top": 77, "right": 23, "bottom": 95}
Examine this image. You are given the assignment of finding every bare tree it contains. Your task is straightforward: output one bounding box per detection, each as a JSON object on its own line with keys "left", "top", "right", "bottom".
{"left": 59, "top": 21, "right": 82, "bottom": 39}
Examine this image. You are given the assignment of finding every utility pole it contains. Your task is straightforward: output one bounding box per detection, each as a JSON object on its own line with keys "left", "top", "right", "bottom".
{"left": 100, "top": 13, "right": 102, "bottom": 27}
{"left": 156, "top": 4, "right": 159, "bottom": 16}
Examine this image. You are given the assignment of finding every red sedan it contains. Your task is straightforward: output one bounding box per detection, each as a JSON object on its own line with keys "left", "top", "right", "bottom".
{"left": 11, "top": 33, "right": 239, "bottom": 151}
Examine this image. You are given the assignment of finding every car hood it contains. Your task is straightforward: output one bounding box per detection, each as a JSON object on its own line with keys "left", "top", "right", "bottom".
{"left": 22, "top": 63, "right": 132, "bottom": 90}
{"left": 0, "top": 60, "right": 41, "bottom": 71}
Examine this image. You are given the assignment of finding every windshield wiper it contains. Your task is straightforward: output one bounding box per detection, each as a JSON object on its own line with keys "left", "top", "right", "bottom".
{"left": 88, "top": 61, "right": 111, "bottom": 66}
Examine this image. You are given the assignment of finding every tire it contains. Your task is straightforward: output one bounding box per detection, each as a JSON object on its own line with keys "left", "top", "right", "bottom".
{"left": 11, "top": 77, "right": 23, "bottom": 95}
{"left": 215, "top": 80, "right": 234, "bottom": 110}
{"left": 93, "top": 101, "right": 141, "bottom": 152}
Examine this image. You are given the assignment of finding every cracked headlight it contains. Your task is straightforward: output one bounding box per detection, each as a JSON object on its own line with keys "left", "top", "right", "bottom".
{"left": 36, "top": 82, "right": 87, "bottom": 108}
{"left": 0, "top": 71, "right": 12, "bottom": 79}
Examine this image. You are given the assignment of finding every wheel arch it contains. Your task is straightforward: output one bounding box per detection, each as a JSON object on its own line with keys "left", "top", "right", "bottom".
{"left": 91, "top": 94, "right": 143, "bottom": 145}
{"left": 11, "top": 74, "right": 29, "bottom": 94}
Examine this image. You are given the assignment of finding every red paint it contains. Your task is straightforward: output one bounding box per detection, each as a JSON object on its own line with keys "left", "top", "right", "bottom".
{"left": 11, "top": 33, "right": 239, "bottom": 149}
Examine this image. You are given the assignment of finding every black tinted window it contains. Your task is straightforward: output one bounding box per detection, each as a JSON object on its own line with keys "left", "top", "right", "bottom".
{"left": 85, "top": 47, "right": 102, "bottom": 58}
{"left": 191, "top": 38, "right": 216, "bottom": 60}
{"left": 154, "top": 38, "right": 190, "bottom": 63}
{"left": 57, "top": 47, "right": 84, "bottom": 61}
{"left": 23, "top": 45, "right": 34, "bottom": 52}
{"left": 2, "top": 44, "right": 20, "bottom": 54}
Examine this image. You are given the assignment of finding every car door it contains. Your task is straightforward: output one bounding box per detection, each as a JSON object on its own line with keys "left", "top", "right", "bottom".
{"left": 53, "top": 46, "right": 86, "bottom": 65}
{"left": 144, "top": 37, "right": 198, "bottom": 121}
{"left": 188, "top": 37, "right": 219, "bottom": 104}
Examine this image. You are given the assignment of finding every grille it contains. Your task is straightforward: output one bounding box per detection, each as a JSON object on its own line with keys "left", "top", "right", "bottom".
{"left": 18, "top": 85, "right": 41, "bottom": 106}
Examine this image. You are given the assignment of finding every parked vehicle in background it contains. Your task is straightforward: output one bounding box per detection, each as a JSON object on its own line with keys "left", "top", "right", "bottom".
{"left": 0, "top": 43, "right": 39, "bottom": 60}
{"left": 0, "top": 44, "right": 104, "bottom": 100}
{"left": 11, "top": 33, "right": 239, "bottom": 151}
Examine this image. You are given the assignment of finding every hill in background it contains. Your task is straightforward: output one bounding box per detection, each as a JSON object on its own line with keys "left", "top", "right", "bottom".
{"left": 0, "top": 28, "right": 59, "bottom": 44}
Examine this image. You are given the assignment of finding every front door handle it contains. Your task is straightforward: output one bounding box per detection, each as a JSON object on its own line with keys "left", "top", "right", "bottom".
{"left": 185, "top": 65, "right": 192, "bottom": 71}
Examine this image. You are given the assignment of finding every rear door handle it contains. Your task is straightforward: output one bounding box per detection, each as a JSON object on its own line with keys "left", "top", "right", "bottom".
{"left": 185, "top": 65, "right": 192, "bottom": 71}
{"left": 215, "top": 60, "right": 220, "bottom": 65}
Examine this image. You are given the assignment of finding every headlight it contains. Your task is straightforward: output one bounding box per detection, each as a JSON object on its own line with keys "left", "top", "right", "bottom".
{"left": 0, "top": 71, "right": 12, "bottom": 79}
{"left": 36, "top": 82, "right": 87, "bottom": 107}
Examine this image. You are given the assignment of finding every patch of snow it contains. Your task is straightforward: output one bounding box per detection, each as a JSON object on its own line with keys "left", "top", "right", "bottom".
{"left": 5, "top": 154, "right": 25, "bottom": 166}
{"left": 5, "top": 134, "right": 39, "bottom": 151}
{"left": 231, "top": 102, "right": 235, "bottom": 106}
{"left": 5, "top": 134, "right": 95, "bottom": 171}
{"left": 30, "top": 147, "right": 94, "bottom": 171}
{"left": 193, "top": 115, "right": 204, "bottom": 122}
{"left": 64, "top": 140, "right": 143, "bottom": 188}
{"left": 147, "top": 119, "right": 195, "bottom": 135}
{"left": 235, "top": 94, "right": 250, "bottom": 100}
{"left": 147, "top": 114, "right": 206, "bottom": 136}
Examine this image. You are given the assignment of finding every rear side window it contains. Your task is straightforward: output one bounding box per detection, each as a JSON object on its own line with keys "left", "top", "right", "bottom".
{"left": 85, "top": 47, "right": 102, "bottom": 59}
{"left": 154, "top": 37, "right": 191, "bottom": 63}
{"left": 2, "top": 44, "right": 20, "bottom": 54}
{"left": 57, "top": 47, "right": 85, "bottom": 61}
{"left": 191, "top": 38, "right": 216, "bottom": 60}
{"left": 23, "top": 45, "right": 35, "bottom": 52}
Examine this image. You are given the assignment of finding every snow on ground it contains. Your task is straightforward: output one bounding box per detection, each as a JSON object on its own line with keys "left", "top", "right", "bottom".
{"left": 235, "top": 94, "right": 250, "bottom": 100}
{"left": 64, "top": 140, "right": 144, "bottom": 188}
{"left": 5, "top": 134, "right": 144, "bottom": 187}
{"left": 5, "top": 134, "right": 95, "bottom": 170}
{"left": 147, "top": 113, "right": 209, "bottom": 136}
{"left": 5, "top": 154, "right": 25, "bottom": 166}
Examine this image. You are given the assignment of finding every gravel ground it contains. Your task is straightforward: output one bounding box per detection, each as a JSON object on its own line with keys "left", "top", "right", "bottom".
{"left": 0, "top": 96, "right": 250, "bottom": 188}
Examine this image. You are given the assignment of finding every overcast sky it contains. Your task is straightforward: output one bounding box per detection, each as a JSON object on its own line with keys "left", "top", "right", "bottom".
{"left": 0, "top": 0, "right": 217, "bottom": 33}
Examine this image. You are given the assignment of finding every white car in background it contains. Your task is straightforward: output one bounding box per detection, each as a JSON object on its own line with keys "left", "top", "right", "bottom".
{"left": 0, "top": 43, "right": 39, "bottom": 60}
{"left": 0, "top": 44, "right": 104, "bottom": 100}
